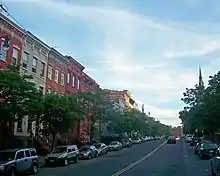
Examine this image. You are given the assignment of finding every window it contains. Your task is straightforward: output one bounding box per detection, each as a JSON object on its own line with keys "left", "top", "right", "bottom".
{"left": 55, "top": 69, "right": 59, "bottom": 83}
{"left": 17, "top": 119, "right": 22, "bottom": 132}
{"left": 72, "top": 76, "right": 75, "bottom": 87}
{"left": 0, "top": 39, "right": 7, "bottom": 61}
{"left": 22, "top": 52, "right": 28, "bottom": 69}
{"left": 25, "top": 150, "right": 30, "bottom": 157}
{"left": 16, "top": 151, "right": 24, "bottom": 160}
{"left": 61, "top": 73, "right": 65, "bottom": 86}
{"left": 67, "top": 73, "right": 70, "bottom": 83}
{"left": 39, "top": 86, "right": 44, "bottom": 93}
{"left": 12, "top": 48, "right": 19, "bottom": 66}
{"left": 48, "top": 65, "right": 52, "bottom": 80}
{"left": 47, "top": 88, "right": 51, "bottom": 94}
{"left": 68, "top": 149, "right": 71, "bottom": 153}
{"left": 32, "top": 57, "right": 37, "bottom": 73}
{"left": 77, "top": 79, "right": 80, "bottom": 89}
{"left": 30, "top": 150, "right": 37, "bottom": 156}
{"left": 27, "top": 120, "right": 32, "bottom": 132}
{"left": 40, "top": 62, "right": 45, "bottom": 77}
{"left": 54, "top": 91, "right": 58, "bottom": 95}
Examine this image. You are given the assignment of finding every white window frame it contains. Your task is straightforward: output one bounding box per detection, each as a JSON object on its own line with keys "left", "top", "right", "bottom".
{"left": 48, "top": 65, "right": 52, "bottom": 80}
{"left": 67, "top": 73, "right": 70, "bottom": 83}
{"left": 32, "top": 57, "right": 37, "bottom": 73}
{"left": 0, "top": 39, "right": 7, "bottom": 62}
{"left": 72, "top": 75, "right": 75, "bottom": 87}
{"left": 40, "top": 62, "right": 45, "bottom": 77}
{"left": 77, "top": 79, "right": 80, "bottom": 89}
{"left": 47, "top": 88, "right": 51, "bottom": 94}
{"left": 22, "top": 52, "right": 28, "bottom": 69}
{"left": 61, "top": 73, "right": 65, "bottom": 86}
{"left": 55, "top": 69, "right": 59, "bottom": 83}
{"left": 12, "top": 47, "right": 19, "bottom": 66}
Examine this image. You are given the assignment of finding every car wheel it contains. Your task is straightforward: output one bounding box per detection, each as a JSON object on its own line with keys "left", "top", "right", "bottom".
{"left": 88, "top": 154, "right": 91, "bottom": 160}
{"left": 211, "top": 164, "right": 215, "bottom": 176}
{"left": 95, "top": 152, "right": 99, "bottom": 158}
{"left": 75, "top": 155, "right": 79, "bottom": 163}
{"left": 64, "top": 158, "right": 68, "bottom": 166}
{"left": 31, "top": 163, "right": 39, "bottom": 175}
{"left": 10, "top": 169, "right": 16, "bottom": 176}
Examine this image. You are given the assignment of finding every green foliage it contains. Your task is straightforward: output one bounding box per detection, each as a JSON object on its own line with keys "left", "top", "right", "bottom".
{"left": 180, "top": 70, "right": 220, "bottom": 136}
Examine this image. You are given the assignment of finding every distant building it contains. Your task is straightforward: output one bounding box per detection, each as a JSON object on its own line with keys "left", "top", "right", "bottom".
{"left": 172, "top": 126, "right": 182, "bottom": 137}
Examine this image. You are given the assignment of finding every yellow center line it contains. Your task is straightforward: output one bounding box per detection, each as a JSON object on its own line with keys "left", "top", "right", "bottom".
{"left": 111, "top": 141, "right": 166, "bottom": 176}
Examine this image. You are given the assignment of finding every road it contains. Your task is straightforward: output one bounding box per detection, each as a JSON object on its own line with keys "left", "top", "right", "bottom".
{"left": 38, "top": 140, "right": 211, "bottom": 176}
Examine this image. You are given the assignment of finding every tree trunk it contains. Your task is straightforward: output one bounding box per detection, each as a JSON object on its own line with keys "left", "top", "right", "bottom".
{"left": 52, "top": 133, "right": 57, "bottom": 149}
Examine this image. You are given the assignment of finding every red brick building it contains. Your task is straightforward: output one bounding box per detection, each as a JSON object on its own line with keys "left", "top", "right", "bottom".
{"left": 0, "top": 13, "right": 26, "bottom": 70}
{"left": 46, "top": 48, "right": 67, "bottom": 95}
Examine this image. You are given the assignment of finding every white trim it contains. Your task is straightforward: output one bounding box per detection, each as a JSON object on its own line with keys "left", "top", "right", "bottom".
{"left": 13, "top": 44, "right": 20, "bottom": 50}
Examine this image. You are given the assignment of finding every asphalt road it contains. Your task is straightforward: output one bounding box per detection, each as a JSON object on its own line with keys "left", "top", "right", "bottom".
{"left": 38, "top": 140, "right": 211, "bottom": 176}
{"left": 38, "top": 140, "right": 164, "bottom": 176}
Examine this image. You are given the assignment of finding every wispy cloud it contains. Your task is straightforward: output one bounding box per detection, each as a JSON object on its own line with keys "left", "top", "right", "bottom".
{"left": 6, "top": 0, "right": 220, "bottom": 126}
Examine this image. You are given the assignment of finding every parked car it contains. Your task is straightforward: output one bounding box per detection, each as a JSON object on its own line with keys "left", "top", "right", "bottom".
{"left": 45, "top": 145, "right": 79, "bottom": 166}
{"left": 0, "top": 148, "right": 39, "bottom": 175}
{"left": 93, "top": 143, "right": 108, "bottom": 156}
{"left": 121, "top": 139, "right": 132, "bottom": 148}
{"left": 190, "top": 137, "right": 202, "bottom": 146}
{"left": 79, "top": 145, "right": 99, "bottom": 159}
{"left": 198, "top": 142, "right": 218, "bottom": 159}
{"left": 194, "top": 142, "right": 202, "bottom": 155}
{"left": 185, "top": 135, "right": 193, "bottom": 143}
{"left": 167, "top": 136, "right": 176, "bottom": 144}
{"left": 210, "top": 147, "right": 220, "bottom": 175}
{"left": 132, "top": 138, "right": 142, "bottom": 144}
{"left": 108, "top": 141, "right": 122, "bottom": 151}
{"left": 141, "top": 136, "right": 148, "bottom": 142}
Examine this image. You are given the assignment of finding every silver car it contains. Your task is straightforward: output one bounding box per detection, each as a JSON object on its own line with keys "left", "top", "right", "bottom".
{"left": 93, "top": 143, "right": 108, "bottom": 155}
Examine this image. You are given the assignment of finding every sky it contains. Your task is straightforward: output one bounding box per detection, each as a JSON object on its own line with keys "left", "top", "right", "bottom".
{"left": 3, "top": 0, "right": 220, "bottom": 126}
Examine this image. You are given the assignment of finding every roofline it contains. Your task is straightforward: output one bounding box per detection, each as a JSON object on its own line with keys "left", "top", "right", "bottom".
{"left": 0, "top": 13, "right": 26, "bottom": 36}
{"left": 66, "top": 55, "right": 85, "bottom": 70}
{"left": 50, "top": 48, "right": 68, "bottom": 63}
{"left": 27, "top": 31, "right": 51, "bottom": 51}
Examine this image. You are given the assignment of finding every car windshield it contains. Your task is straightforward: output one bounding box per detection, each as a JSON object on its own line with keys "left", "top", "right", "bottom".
{"left": 52, "top": 147, "right": 67, "bottom": 153}
{"left": 0, "top": 152, "right": 15, "bottom": 162}
{"left": 94, "top": 144, "right": 102, "bottom": 149}
{"left": 133, "top": 138, "right": 139, "bottom": 140}
{"left": 80, "top": 146, "right": 90, "bottom": 151}
{"left": 203, "top": 143, "right": 217, "bottom": 149}
{"left": 110, "top": 142, "right": 118, "bottom": 145}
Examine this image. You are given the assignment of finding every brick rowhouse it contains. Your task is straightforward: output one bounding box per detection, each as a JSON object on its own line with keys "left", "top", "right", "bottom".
{"left": 0, "top": 13, "right": 26, "bottom": 70}
{"left": 80, "top": 72, "right": 100, "bottom": 143}
{"left": 65, "top": 55, "right": 85, "bottom": 144}
{"left": 46, "top": 48, "right": 67, "bottom": 95}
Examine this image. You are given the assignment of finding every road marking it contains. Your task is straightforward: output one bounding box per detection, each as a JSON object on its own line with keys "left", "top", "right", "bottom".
{"left": 111, "top": 141, "right": 166, "bottom": 176}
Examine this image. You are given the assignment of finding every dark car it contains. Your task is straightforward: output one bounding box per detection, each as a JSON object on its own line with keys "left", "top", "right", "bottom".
{"left": 198, "top": 143, "right": 218, "bottom": 159}
{"left": 194, "top": 142, "right": 202, "bottom": 155}
{"left": 167, "top": 136, "right": 176, "bottom": 144}
{"left": 121, "top": 139, "right": 132, "bottom": 148}
{"left": 210, "top": 147, "right": 220, "bottom": 175}
{"left": 190, "top": 137, "right": 202, "bottom": 146}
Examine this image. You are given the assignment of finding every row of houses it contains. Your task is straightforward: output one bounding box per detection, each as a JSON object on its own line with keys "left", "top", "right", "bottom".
{"left": 0, "top": 12, "right": 139, "bottom": 149}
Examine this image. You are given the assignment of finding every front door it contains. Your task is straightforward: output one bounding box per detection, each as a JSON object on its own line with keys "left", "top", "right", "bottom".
{"left": 15, "top": 151, "right": 27, "bottom": 173}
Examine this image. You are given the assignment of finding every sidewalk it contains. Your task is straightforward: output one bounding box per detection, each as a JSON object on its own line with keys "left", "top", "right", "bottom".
{"left": 38, "top": 156, "right": 45, "bottom": 167}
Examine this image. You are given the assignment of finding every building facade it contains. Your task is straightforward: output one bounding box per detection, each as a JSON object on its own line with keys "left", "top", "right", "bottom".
{"left": 0, "top": 13, "right": 26, "bottom": 70}
{"left": 46, "top": 48, "right": 67, "bottom": 95}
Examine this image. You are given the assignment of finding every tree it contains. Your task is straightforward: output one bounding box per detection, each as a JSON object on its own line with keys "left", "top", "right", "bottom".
{"left": 41, "top": 94, "right": 83, "bottom": 148}
{"left": 77, "top": 89, "right": 113, "bottom": 141}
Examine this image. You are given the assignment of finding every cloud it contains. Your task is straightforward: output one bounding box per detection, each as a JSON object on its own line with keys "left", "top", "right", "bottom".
{"left": 7, "top": 0, "right": 220, "bottom": 126}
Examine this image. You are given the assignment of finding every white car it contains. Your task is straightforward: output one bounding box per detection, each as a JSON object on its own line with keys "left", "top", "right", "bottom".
{"left": 132, "top": 138, "right": 142, "bottom": 144}
{"left": 108, "top": 141, "right": 122, "bottom": 151}
{"left": 186, "top": 136, "right": 193, "bottom": 143}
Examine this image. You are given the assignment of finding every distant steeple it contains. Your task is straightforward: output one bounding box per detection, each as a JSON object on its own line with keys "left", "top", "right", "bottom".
{"left": 199, "top": 66, "right": 204, "bottom": 88}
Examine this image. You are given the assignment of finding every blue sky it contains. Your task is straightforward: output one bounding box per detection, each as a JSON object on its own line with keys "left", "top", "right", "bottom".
{"left": 4, "top": 0, "right": 220, "bottom": 126}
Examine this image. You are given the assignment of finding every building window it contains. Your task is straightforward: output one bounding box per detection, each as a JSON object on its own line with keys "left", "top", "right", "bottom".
{"left": 12, "top": 48, "right": 19, "bottom": 66}
{"left": 32, "top": 57, "right": 37, "bottom": 73}
{"left": 22, "top": 52, "right": 28, "bottom": 69}
{"left": 17, "top": 119, "right": 22, "bottom": 132}
{"left": 61, "top": 73, "right": 65, "bottom": 86}
{"left": 39, "top": 86, "right": 44, "bottom": 93}
{"left": 27, "top": 120, "right": 32, "bottom": 133}
{"left": 55, "top": 69, "right": 59, "bottom": 83}
{"left": 47, "top": 88, "right": 51, "bottom": 94}
{"left": 48, "top": 65, "right": 52, "bottom": 80}
{"left": 67, "top": 73, "right": 70, "bottom": 83}
{"left": 77, "top": 79, "right": 80, "bottom": 89}
{"left": 72, "top": 76, "right": 75, "bottom": 87}
{"left": 40, "top": 62, "right": 45, "bottom": 77}
{"left": 0, "top": 39, "right": 7, "bottom": 61}
{"left": 54, "top": 91, "right": 58, "bottom": 95}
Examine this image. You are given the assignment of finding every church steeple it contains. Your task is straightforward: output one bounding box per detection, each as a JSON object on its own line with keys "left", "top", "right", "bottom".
{"left": 199, "top": 66, "right": 204, "bottom": 88}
